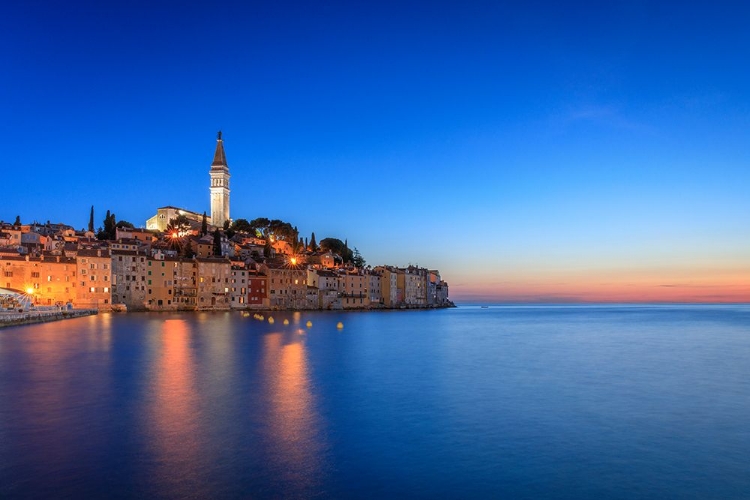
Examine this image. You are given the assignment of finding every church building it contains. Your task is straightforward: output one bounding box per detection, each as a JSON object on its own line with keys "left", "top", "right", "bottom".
{"left": 146, "top": 132, "right": 231, "bottom": 232}
{"left": 209, "top": 131, "right": 230, "bottom": 226}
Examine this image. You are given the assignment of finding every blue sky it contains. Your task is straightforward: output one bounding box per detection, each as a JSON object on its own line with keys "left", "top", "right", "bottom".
{"left": 2, "top": 1, "right": 749, "bottom": 301}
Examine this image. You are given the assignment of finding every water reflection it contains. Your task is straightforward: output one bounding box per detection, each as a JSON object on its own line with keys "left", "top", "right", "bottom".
{"left": 262, "top": 331, "right": 325, "bottom": 495}
{"left": 145, "top": 318, "right": 204, "bottom": 496}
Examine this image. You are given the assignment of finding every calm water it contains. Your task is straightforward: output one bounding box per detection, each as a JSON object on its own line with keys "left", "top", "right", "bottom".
{"left": 1, "top": 305, "right": 749, "bottom": 499}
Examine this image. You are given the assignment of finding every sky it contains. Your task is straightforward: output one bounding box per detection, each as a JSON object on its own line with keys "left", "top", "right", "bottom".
{"left": 2, "top": 1, "right": 749, "bottom": 303}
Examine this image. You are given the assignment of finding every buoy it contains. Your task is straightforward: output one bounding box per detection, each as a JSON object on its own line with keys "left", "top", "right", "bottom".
{"left": 268, "top": 316, "right": 274, "bottom": 324}
{"left": 336, "top": 322, "right": 344, "bottom": 329}
{"left": 306, "top": 320, "right": 312, "bottom": 328}
{"left": 283, "top": 319, "right": 289, "bottom": 325}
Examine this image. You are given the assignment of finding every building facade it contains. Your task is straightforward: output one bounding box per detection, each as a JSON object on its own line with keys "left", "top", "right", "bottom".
{"left": 209, "top": 131, "right": 231, "bottom": 227}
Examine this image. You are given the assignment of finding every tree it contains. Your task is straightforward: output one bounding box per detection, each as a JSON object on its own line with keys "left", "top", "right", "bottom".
{"left": 116, "top": 220, "right": 135, "bottom": 229}
{"left": 352, "top": 247, "right": 366, "bottom": 268}
{"left": 201, "top": 212, "right": 208, "bottom": 236}
{"left": 249, "top": 217, "right": 270, "bottom": 237}
{"left": 212, "top": 229, "right": 222, "bottom": 256}
{"left": 88, "top": 206, "right": 94, "bottom": 232}
{"left": 309, "top": 232, "right": 317, "bottom": 252}
{"left": 13, "top": 215, "right": 21, "bottom": 227}
{"left": 180, "top": 240, "right": 195, "bottom": 258}
{"left": 97, "top": 210, "right": 117, "bottom": 240}
{"left": 319, "top": 237, "right": 353, "bottom": 262}
{"left": 232, "top": 218, "right": 252, "bottom": 234}
{"left": 166, "top": 215, "right": 191, "bottom": 236}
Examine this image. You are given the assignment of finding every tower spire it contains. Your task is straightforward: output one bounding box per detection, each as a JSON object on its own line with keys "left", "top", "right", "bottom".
{"left": 212, "top": 130, "right": 228, "bottom": 168}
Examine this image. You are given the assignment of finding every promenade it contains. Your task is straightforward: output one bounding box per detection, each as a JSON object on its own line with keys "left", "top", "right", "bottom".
{"left": 0, "top": 308, "right": 97, "bottom": 328}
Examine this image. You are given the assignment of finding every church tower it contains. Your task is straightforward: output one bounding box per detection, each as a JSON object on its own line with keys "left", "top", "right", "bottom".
{"left": 209, "top": 131, "right": 230, "bottom": 226}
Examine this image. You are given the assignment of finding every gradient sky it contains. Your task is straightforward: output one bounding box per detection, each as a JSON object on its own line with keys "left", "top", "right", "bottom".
{"left": 2, "top": 1, "right": 749, "bottom": 302}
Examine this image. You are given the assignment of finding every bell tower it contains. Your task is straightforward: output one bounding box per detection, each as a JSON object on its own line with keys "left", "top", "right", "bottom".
{"left": 209, "top": 131, "right": 230, "bottom": 226}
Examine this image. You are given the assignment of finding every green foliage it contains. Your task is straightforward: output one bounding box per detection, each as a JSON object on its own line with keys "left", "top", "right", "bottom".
{"left": 248, "top": 217, "right": 297, "bottom": 242}
{"left": 213, "top": 229, "right": 222, "bottom": 256}
{"left": 97, "top": 210, "right": 117, "bottom": 240}
{"left": 201, "top": 212, "right": 208, "bottom": 236}
{"left": 319, "top": 237, "right": 354, "bottom": 262}
{"left": 352, "top": 247, "right": 366, "bottom": 268}
{"left": 116, "top": 220, "right": 135, "bottom": 229}
{"left": 88, "top": 206, "right": 94, "bottom": 232}
{"left": 181, "top": 241, "right": 195, "bottom": 258}
{"left": 231, "top": 218, "right": 253, "bottom": 234}
{"left": 13, "top": 215, "right": 21, "bottom": 227}
{"left": 166, "top": 215, "right": 190, "bottom": 234}
{"left": 309, "top": 232, "right": 317, "bottom": 251}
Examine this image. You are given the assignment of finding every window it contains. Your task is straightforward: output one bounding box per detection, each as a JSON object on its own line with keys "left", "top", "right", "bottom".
{"left": 31, "top": 272, "right": 40, "bottom": 278}
{"left": 90, "top": 287, "right": 95, "bottom": 292}
{"left": 3, "top": 271, "right": 11, "bottom": 277}
{"left": 104, "top": 287, "right": 109, "bottom": 293}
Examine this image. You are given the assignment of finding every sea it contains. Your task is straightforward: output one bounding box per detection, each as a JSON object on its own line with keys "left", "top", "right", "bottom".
{"left": 0, "top": 305, "right": 749, "bottom": 499}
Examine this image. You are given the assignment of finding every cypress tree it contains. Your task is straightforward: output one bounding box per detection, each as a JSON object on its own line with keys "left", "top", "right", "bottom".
{"left": 88, "top": 206, "right": 94, "bottom": 232}
{"left": 213, "top": 229, "right": 222, "bottom": 256}
{"left": 201, "top": 211, "right": 208, "bottom": 236}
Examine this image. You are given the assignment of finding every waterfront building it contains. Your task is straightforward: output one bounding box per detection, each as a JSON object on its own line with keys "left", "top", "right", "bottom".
{"left": 246, "top": 267, "right": 268, "bottom": 308}
{"left": 196, "top": 257, "right": 231, "bottom": 310}
{"left": 400, "top": 267, "right": 428, "bottom": 307}
{"left": 230, "top": 266, "right": 248, "bottom": 309}
{"left": 376, "top": 266, "right": 400, "bottom": 307}
{"left": 111, "top": 250, "right": 149, "bottom": 310}
{"left": 341, "top": 270, "right": 369, "bottom": 309}
{"left": 172, "top": 258, "right": 198, "bottom": 309}
{"left": 262, "top": 261, "right": 311, "bottom": 309}
{"left": 368, "top": 272, "right": 383, "bottom": 306}
{"left": 0, "top": 254, "right": 76, "bottom": 306}
{"left": 75, "top": 249, "right": 112, "bottom": 310}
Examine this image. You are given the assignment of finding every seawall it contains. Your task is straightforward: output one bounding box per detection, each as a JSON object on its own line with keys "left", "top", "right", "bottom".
{"left": 0, "top": 309, "right": 98, "bottom": 328}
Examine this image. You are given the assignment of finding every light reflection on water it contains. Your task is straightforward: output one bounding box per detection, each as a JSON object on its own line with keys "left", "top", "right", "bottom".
{"left": 0, "top": 306, "right": 749, "bottom": 499}
{"left": 262, "top": 331, "right": 324, "bottom": 496}
{"left": 144, "top": 318, "right": 204, "bottom": 498}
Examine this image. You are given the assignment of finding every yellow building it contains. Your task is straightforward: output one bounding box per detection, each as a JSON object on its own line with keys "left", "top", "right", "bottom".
{"left": 75, "top": 249, "right": 112, "bottom": 310}
{"left": 1, "top": 254, "right": 77, "bottom": 306}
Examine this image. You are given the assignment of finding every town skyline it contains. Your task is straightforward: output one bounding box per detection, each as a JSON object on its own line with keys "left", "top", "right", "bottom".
{"left": 3, "top": 1, "right": 749, "bottom": 303}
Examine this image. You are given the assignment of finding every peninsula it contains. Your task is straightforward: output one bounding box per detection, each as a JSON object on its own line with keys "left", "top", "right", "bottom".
{"left": 0, "top": 133, "right": 451, "bottom": 313}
